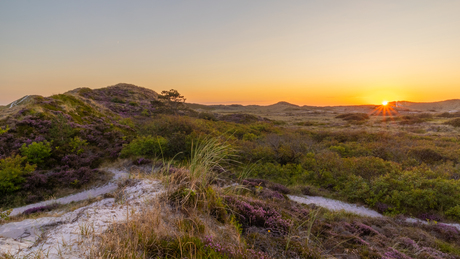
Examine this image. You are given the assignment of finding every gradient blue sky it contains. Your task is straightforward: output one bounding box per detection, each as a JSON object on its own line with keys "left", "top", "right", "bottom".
{"left": 1, "top": 1, "right": 460, "bottom": 106}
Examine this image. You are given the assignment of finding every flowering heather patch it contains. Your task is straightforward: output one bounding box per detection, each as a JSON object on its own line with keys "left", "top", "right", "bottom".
{"left": 203, "top": 235, "right": 271, "bottom": 259}
{"left": 79, "top": 83, "right": 160, "bottom": 117}
{"left": 430, "top": 223, "right": 460, "bottom": 242}
{"left": 260, "top": 189, "right": 284, "bottom": 200}
{"left": 353, "top": 222, "right": 382, "bottom": 236}
{"left": 22, "top": 203, "right": 59, "bottom": 215}
{"left": 418, "top": 246, "right": 455, "bottom": 259}
{"left": 225, "top": 196, "right": 292, "bottom": 235}
{"left": 397, "top": 237, "right": 419, "bottom": 250}
{"left": 382, "top": 247, "right": 413, "bottom": 259}
{"left": 268, "top": 183, "right": 290, "bottom": 194}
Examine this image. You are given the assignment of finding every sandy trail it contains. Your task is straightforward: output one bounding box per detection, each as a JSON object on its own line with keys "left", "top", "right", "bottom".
{"left": 9, "top": 169, "right": 128, "bottom": 217}
{"left": 0, "top": 169, "right": 163, "bottom": 258}
{"left": 288, "top": 195, "right": 383, "bottom": 218}
{"left": 288, "top": 194, "right": 460, "bottom": 231}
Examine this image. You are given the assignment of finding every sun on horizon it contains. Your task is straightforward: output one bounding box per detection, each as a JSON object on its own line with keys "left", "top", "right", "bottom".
{"left": 382, "top": 101, "right": 389, "bottom": 106}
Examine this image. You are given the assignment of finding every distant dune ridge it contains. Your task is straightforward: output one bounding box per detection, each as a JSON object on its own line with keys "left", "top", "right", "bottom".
{"left": 1, "top": 84, "right": 460, "bottom": 117}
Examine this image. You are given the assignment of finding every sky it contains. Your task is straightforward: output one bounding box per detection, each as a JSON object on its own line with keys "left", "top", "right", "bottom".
{"left": 1, "top": 1, "right": 460, "bottom": 106}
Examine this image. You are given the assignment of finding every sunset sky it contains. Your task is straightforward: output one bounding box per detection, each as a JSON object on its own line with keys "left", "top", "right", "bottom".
{"left": 1, "top": 1, "right": 460, "bottom": 106}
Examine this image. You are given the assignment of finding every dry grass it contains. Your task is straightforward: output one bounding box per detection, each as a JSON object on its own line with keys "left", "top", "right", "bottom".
{"left": 90, "top": 196, "right": 242, "bottom": 259}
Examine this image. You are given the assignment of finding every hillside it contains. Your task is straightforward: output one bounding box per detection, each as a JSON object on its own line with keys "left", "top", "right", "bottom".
{"left": 0, "top": 83, "right": 172, "bottom": 211}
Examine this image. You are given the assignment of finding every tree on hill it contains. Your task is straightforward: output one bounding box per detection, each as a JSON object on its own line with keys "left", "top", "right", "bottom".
{"left": 156, "top": 89, "right": 186, "bottom": 114}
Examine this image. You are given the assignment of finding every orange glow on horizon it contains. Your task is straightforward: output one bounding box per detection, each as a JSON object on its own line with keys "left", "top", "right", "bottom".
{"left": 371, "top": 102, "right": 398, "bottom": 119}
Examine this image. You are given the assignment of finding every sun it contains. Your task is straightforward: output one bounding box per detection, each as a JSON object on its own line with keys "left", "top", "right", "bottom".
{"left": 382, "top": 101, "right": 388, "bottom": 106}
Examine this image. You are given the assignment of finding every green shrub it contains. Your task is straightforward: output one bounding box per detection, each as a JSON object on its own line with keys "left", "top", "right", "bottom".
{"left": 445, "top": 205, "right": 460, "bottom": 220}
{"left": 120, "top": 135, "right": 168, "bottom": 158}
{"left": 242, "top": 133, "right": 257, "bottom": 141}
{"left": 141, "top": 109, "right": 150, "bottom": 116}
{"left": 366, "top": 170, "right": 460, "bottom": 214}
{"left": 20, "top": 141, "right": 52, "bottom": 165}
{"left": 198, "top": 112, "right": 217, "bottom": 121}
{"left": 335, "top": 113, "right": 369, "bottom": 121}
{"left": 0, "top": 125, "right": 9, "bottom": 135}
{"left": 69, "top": 136, "right": 88, "bottom": 154}
{"left": 111, "top": 97, "right": 124, "bottom": 103}
{"left": 0, "top": 155, "right": 36, "bottom": 194}
{"left": 250, "top": 162, "right": 304, "bottom": 185}
{"left": 444, "top": 118, "right": 460, "bottom": 127}
{"left": 341, "top": 174, "right": 370, "bottom": 202}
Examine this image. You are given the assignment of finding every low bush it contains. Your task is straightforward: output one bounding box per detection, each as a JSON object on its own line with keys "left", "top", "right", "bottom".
{"left": 0, "top": 155, "right": 36, "bottom": 194}
{"left": 120, "top": 135, "right": 168, "bottom": 158}
{"left": 20, "top": 141, "right": 52, "bottom": 166}
{"left": 445, "top": 205, "right": 460, "bottom": 220}
{"left": 335, "top": 113, "right": 369, "bottom": 121}
{"left": 445, "top": 118, "right": 460, "bottom": 127}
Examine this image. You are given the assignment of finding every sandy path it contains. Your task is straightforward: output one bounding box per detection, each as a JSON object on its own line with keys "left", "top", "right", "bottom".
{"left": 288, "top": 194, "right": 460, "bottom": 231}
{"left": 1, "top": 178, "right": 163, "bottom": 258}
{"left": 9, "top": 169, "right": 128, "bottom": 216}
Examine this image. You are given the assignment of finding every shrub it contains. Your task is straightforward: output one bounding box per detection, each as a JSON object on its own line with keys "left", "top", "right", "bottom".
{"left": 444, "top": 118, "right": 460, "bottom": 127}
{"left": 120, "top": 135, "right": 168, "bottom": 158}
{"left": 0, "top": 155, "right": 36, "bottom": 194}
{"left": 69, "top": 136, "right": 88, "bottom": 154}
{"left": 220, "top": 113, "right": 259, "bottom": 124}
{"left": 0, "top": 125, "right": 10, "bottom": 135}
{"left": 409, "top": 148, "right": 445, "bottom": 164}
{"left": 111, "top": 97, "right": 125, "bottom": 103}
{"left": 243, "top": 133, "right": 258, "bottom": 141}
{"left": 445, "top": 205, "right": 460, "bottom": 220}
{"left": 198, "top": 112, "right": 217, "bottom": 121}
{"left": 367, "top": 170, "right": 460, "bottom": 214}
{"left": 335, "top": 113, "right": 369, "bottom": 121}
{"left": 20, "top": 141, "right": 52, "bottom": 165}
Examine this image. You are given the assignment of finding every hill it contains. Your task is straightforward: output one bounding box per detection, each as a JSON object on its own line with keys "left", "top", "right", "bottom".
{"left": 390, "top": 99, "right": 460, "bottom": 112}
{"left": 0, "top": 83, "right": 169, "bottom": 210}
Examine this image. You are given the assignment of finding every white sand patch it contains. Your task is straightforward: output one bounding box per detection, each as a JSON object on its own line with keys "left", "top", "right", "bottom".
{"left": 288, "top": 195, "right": 384, "bottom": 218}
{"left": 9, "top": 168, "right": 129, "bottom": 216}
{"left": 289, "top": 195, "right": 460, "bottom": 231}
{"left": 1, "top": 179, "right": 163, "bottom": 258}
{"left": 9, "top": 95, "right": 29, "bottom": 109}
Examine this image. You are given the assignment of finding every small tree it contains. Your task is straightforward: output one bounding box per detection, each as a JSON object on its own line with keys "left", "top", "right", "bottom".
{"left": 158, "top": 89, "right": 186, "bottom": 114}
{"left": 20, "top": 141, "right": 52, "bottom": 165}
{"left": 0, "top": 155, "right": 36, "bottom": 194}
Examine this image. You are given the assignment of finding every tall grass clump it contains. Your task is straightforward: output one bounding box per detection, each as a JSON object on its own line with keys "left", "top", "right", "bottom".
{"left": 169, "top": 136, "right": 235, "bottom": 211}
{"left": 189, "top": 137, "right": 234, "bottom": 187}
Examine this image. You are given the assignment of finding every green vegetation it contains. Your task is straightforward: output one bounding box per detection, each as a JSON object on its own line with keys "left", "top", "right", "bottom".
{"left": 0, "top": 125, "right": 9, "bottom": 135}
{"left": 0, "top": 155, "right": 36, "bottom": 194}
{"left": 120, "top": 135, "right": 168, "bottom": 158}
{"left": 20, "top": 141, "right": 52, "bottom": 165}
